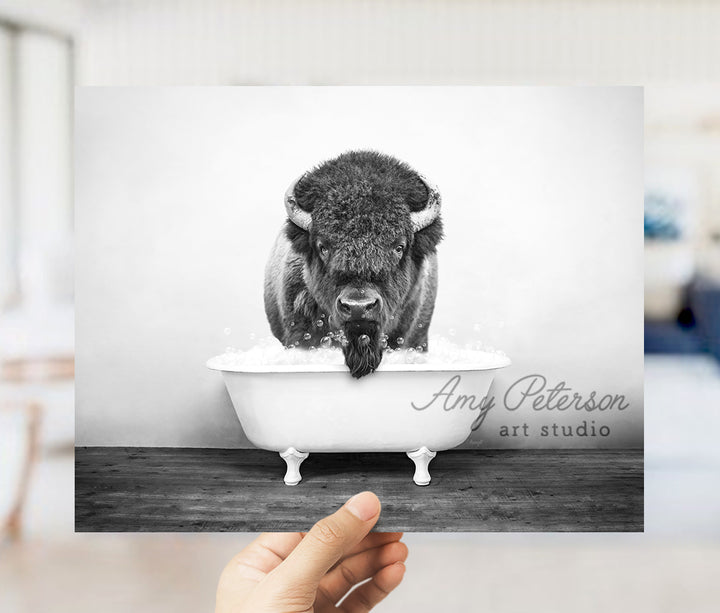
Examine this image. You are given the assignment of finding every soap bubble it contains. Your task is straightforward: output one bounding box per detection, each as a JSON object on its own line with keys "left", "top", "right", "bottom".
{"left": 223, "top": 328, "right": 232, "bottom": 336}
{"left": 417, "top": 322, "right": 424, "bottom": 329}
{"left": 316, "top": 320, "right": 324, "bottom": 327}
{"left": 303, "top": 332, "right": 312, "bottom": 341}
{"left": 396, "top": 337, "right": 405, "bottom": 346}
{"left": 289, "top": 321, "right": 296, "bottom": 328}
{"left": 210, "top": 333, "right": 507, "bottom": 369}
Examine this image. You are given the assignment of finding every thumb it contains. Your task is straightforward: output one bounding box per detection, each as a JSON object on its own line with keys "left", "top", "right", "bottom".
{"left": 268, "top": 491, "right": 381, "bottom": 590}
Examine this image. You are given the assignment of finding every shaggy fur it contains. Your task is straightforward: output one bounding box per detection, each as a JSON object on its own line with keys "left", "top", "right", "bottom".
{"left": 264, "top": 150, "right": 443, "bottom": 377}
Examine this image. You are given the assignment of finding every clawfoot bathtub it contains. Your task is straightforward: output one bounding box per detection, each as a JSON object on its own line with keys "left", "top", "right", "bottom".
{"left": 207, "top": 354, "right": 510, "bottom": 485}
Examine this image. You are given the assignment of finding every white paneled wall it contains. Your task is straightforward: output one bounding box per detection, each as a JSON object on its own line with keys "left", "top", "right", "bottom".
{"left": 77, "top": 0, "right": 720, "bottom": 86}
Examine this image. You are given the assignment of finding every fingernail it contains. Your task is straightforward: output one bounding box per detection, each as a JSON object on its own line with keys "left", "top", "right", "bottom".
{"left": 345, "top": 491, "right": 379, "bottom": 521}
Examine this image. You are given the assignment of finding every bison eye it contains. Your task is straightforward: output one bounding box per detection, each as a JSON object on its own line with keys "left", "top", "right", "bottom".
{"left": 394, "top": 244, "right": 405, "bottom": 257}
{"left": 318, "top": 243, "right": 329, "bottom": 258}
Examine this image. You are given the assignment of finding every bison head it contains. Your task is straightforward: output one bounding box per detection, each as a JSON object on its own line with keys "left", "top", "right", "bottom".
{"left": 284, "top": 151, "right": 443, "bottom": 377}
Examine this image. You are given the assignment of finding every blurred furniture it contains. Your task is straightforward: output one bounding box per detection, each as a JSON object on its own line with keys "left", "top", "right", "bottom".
{"left": 690, "top": 276, "right": 720, "bottom": 362}
{"left": 0, "top": 262, "right": 74, "bottom": 541}
{"left": 644, "top": 172, "right": 696, "bottom": 320}
{"left": 1, "top": 355, "right": 74, "bottom": 541}
{"left": 644, "top": 320, "right": 704, "bottom": 354}
{"left": 645, "top": 276, "right": 720, "bottom": 362}
{"left": 645, "top": 240, "right": 694, "bottom": 320}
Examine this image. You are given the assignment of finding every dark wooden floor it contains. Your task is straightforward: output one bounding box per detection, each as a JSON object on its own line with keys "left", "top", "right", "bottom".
{"left": 75, "top": 448, "right": 643, "bottom": 532}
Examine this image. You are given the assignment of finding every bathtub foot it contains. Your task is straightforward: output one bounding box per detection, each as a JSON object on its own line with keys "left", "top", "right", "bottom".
{"left": 280, "top": 447, "right": 309, "bottom": 485}
{"left": 407, "top": 447, "right": 437, "bottom": 486}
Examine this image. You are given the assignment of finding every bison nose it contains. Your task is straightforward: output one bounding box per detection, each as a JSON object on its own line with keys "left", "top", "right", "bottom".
{"left": 336, "top": 288, "right": 382, "bottom": 321}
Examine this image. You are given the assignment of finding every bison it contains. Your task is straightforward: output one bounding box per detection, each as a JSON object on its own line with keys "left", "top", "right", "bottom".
{"left": 264, "top": 150, "right": 443, "bottom": 377}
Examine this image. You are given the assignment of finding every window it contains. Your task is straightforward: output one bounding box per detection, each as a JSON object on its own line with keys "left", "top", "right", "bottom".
{"left": 0, "top": 18, "right": 73, "bottom": 310}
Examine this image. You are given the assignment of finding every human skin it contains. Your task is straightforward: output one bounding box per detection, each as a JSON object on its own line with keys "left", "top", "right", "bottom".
{"left": 215, "top": 492, "right": 407, "bottom": 612}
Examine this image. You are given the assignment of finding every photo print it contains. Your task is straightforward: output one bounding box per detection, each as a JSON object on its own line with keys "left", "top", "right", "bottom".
{"left": 75, "top": 87, "right": 643, "bottom": 532}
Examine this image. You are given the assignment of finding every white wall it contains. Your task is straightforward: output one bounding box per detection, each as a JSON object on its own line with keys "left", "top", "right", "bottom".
{"left": 75, "top": 87, "right": 643, "bottom": 448}
{"left": 76, "top": 0, "right": 720, "bottom": 86}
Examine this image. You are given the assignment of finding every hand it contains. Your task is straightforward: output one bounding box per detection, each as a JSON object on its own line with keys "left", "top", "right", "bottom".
{"left": 216, "top": 491, "right": 407, "bottom": 612}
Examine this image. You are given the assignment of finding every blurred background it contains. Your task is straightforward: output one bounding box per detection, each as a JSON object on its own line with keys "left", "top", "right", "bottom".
{"left": 1, "top": 1, "right": 719, "bottom": 612}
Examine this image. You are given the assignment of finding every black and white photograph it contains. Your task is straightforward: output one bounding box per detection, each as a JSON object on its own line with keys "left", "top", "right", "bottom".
{"left": 73, "top": 86, "right": 643, "bottom": 532}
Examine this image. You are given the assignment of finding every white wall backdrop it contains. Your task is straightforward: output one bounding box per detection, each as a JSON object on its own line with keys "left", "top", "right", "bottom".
{"left": 75, "top": 87, "right": 643, "bottom": 449}
{"left": 76, "top": 0, "right": 720, "bottom": 86}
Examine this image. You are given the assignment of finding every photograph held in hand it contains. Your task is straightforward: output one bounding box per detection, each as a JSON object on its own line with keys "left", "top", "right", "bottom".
{"left": 75, "top": 86, "right": 643, "bottom": 532}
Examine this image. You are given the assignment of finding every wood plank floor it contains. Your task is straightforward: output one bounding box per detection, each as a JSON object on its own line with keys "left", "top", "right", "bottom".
{"left": 75, "top": 448, "right": 643, "bottom": 532}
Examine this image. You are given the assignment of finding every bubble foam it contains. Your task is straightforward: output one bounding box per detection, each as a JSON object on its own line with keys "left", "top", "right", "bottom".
{"left": 208, "top": 335, "right": 509, "bottom": 371}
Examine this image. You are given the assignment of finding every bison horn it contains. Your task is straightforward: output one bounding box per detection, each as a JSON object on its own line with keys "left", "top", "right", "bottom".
{"left": 410, "top": 175, "right": 441, "bottom": 232}
{"left": 284, "top": 175, "right": 312, "bottom": 231}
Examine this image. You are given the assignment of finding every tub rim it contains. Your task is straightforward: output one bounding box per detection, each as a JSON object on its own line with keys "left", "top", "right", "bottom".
{"left": 206, "top": 353, "right": 511, "bottom": 373}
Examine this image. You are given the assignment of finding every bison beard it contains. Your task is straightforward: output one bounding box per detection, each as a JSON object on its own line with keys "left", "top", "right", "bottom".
{"left": 343, "top": 321, "right": 383, "bottom": 379}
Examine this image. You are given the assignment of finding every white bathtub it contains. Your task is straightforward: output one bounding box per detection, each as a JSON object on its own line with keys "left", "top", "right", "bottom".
{"left": 207, "top": 353, "right": 510, "bottom": 485}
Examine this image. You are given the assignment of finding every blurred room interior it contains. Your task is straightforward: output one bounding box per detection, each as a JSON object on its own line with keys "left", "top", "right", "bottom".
{"left": 1, "top": 1, "right": 719, "bottom": 612}
{"left": 644, "top": 86, "right": 720, "bottom": 537}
